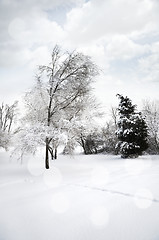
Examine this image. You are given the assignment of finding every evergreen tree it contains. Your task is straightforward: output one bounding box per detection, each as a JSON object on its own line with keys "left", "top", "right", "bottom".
{"left": 116, "top": 94, "right": 148, "bottom": 158}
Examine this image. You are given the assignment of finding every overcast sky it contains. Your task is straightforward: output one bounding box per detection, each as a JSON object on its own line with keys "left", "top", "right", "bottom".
{"left": 0, "top": 0, "right": 159, "bottom": 111}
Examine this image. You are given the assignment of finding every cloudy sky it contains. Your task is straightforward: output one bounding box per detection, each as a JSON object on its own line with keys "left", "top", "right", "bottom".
{"left": 0, "top": 0, "right": 159, "bottom": 111}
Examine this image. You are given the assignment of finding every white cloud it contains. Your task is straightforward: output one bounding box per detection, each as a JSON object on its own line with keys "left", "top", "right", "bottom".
{"left": 138, "top": 41, "right": 159, "bottom": 82}
{"left": 1, "top": 15, "right": 65, "bottom": 67}
{"left": 0, "top": 0, "right": 159, "bottom": 106}
{"left": 27, "top": 46, "right": 51, "bottom": 68}
{"left": 1, "top": 0, "right": 158, "bottom": 68}
{"left": 106, "top": 35, "right": 150, "bottom": 60}
{"left": 64, "top": 0, "right": 158, "bottom": 45}
{"left": 78, "top": 43, "right": 110, "bottom": 70}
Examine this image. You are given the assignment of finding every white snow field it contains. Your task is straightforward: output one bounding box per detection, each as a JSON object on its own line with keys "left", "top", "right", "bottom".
{"left": 0, "top": 149, "right": 159, "bottom": 240}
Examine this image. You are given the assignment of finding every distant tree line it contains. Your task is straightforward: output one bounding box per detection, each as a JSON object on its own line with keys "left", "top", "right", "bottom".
{"left": 74, "top": 96, "right": 159, "bottom": 157}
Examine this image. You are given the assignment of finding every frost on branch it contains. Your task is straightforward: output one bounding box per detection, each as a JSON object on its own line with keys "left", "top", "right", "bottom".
{"left": 18, "top": 45, "right": 99, "bottom": 169}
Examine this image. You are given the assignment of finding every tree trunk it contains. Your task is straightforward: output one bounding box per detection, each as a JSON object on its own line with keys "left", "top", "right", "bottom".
{"left": 8, "top": 117, "right": 13, "bottom": 133}
{"left": 45, "top": 138, "right": 49, "bottom": 169}
{"left": 54, "top": 147, "right": 57, "bottom": 159}
{"left": 48, "top": 146, "right": 54, "bottom": 160}
{"left": 80, "top": 136, "right": 87, "bottom": 154}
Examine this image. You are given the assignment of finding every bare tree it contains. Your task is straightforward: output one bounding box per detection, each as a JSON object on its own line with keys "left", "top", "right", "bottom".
{"left": 0, "top": 101, "right": 18, "bottom": 149}
{"left": 142, "top": 99, "right": 159, "bottom": 153}
{"left": 22, "top": 45, "right": 99, "bottom": 169}
{"left": 110, "top": 106, "right": 118, "bottom": 129}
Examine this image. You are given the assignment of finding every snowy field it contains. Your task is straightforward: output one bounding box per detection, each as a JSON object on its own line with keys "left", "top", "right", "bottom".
{"left": 0, "top": 149, "right": 159, "bottom": 240}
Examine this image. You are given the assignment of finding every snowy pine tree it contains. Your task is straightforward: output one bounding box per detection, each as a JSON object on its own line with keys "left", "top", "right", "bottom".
{"left": 116, "top": 94, "right": 148, "bottom": 158}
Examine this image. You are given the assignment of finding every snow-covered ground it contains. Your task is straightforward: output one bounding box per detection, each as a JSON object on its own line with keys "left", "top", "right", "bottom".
{"left": 0, "top": 149, "right": 159, "bottom": 240}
